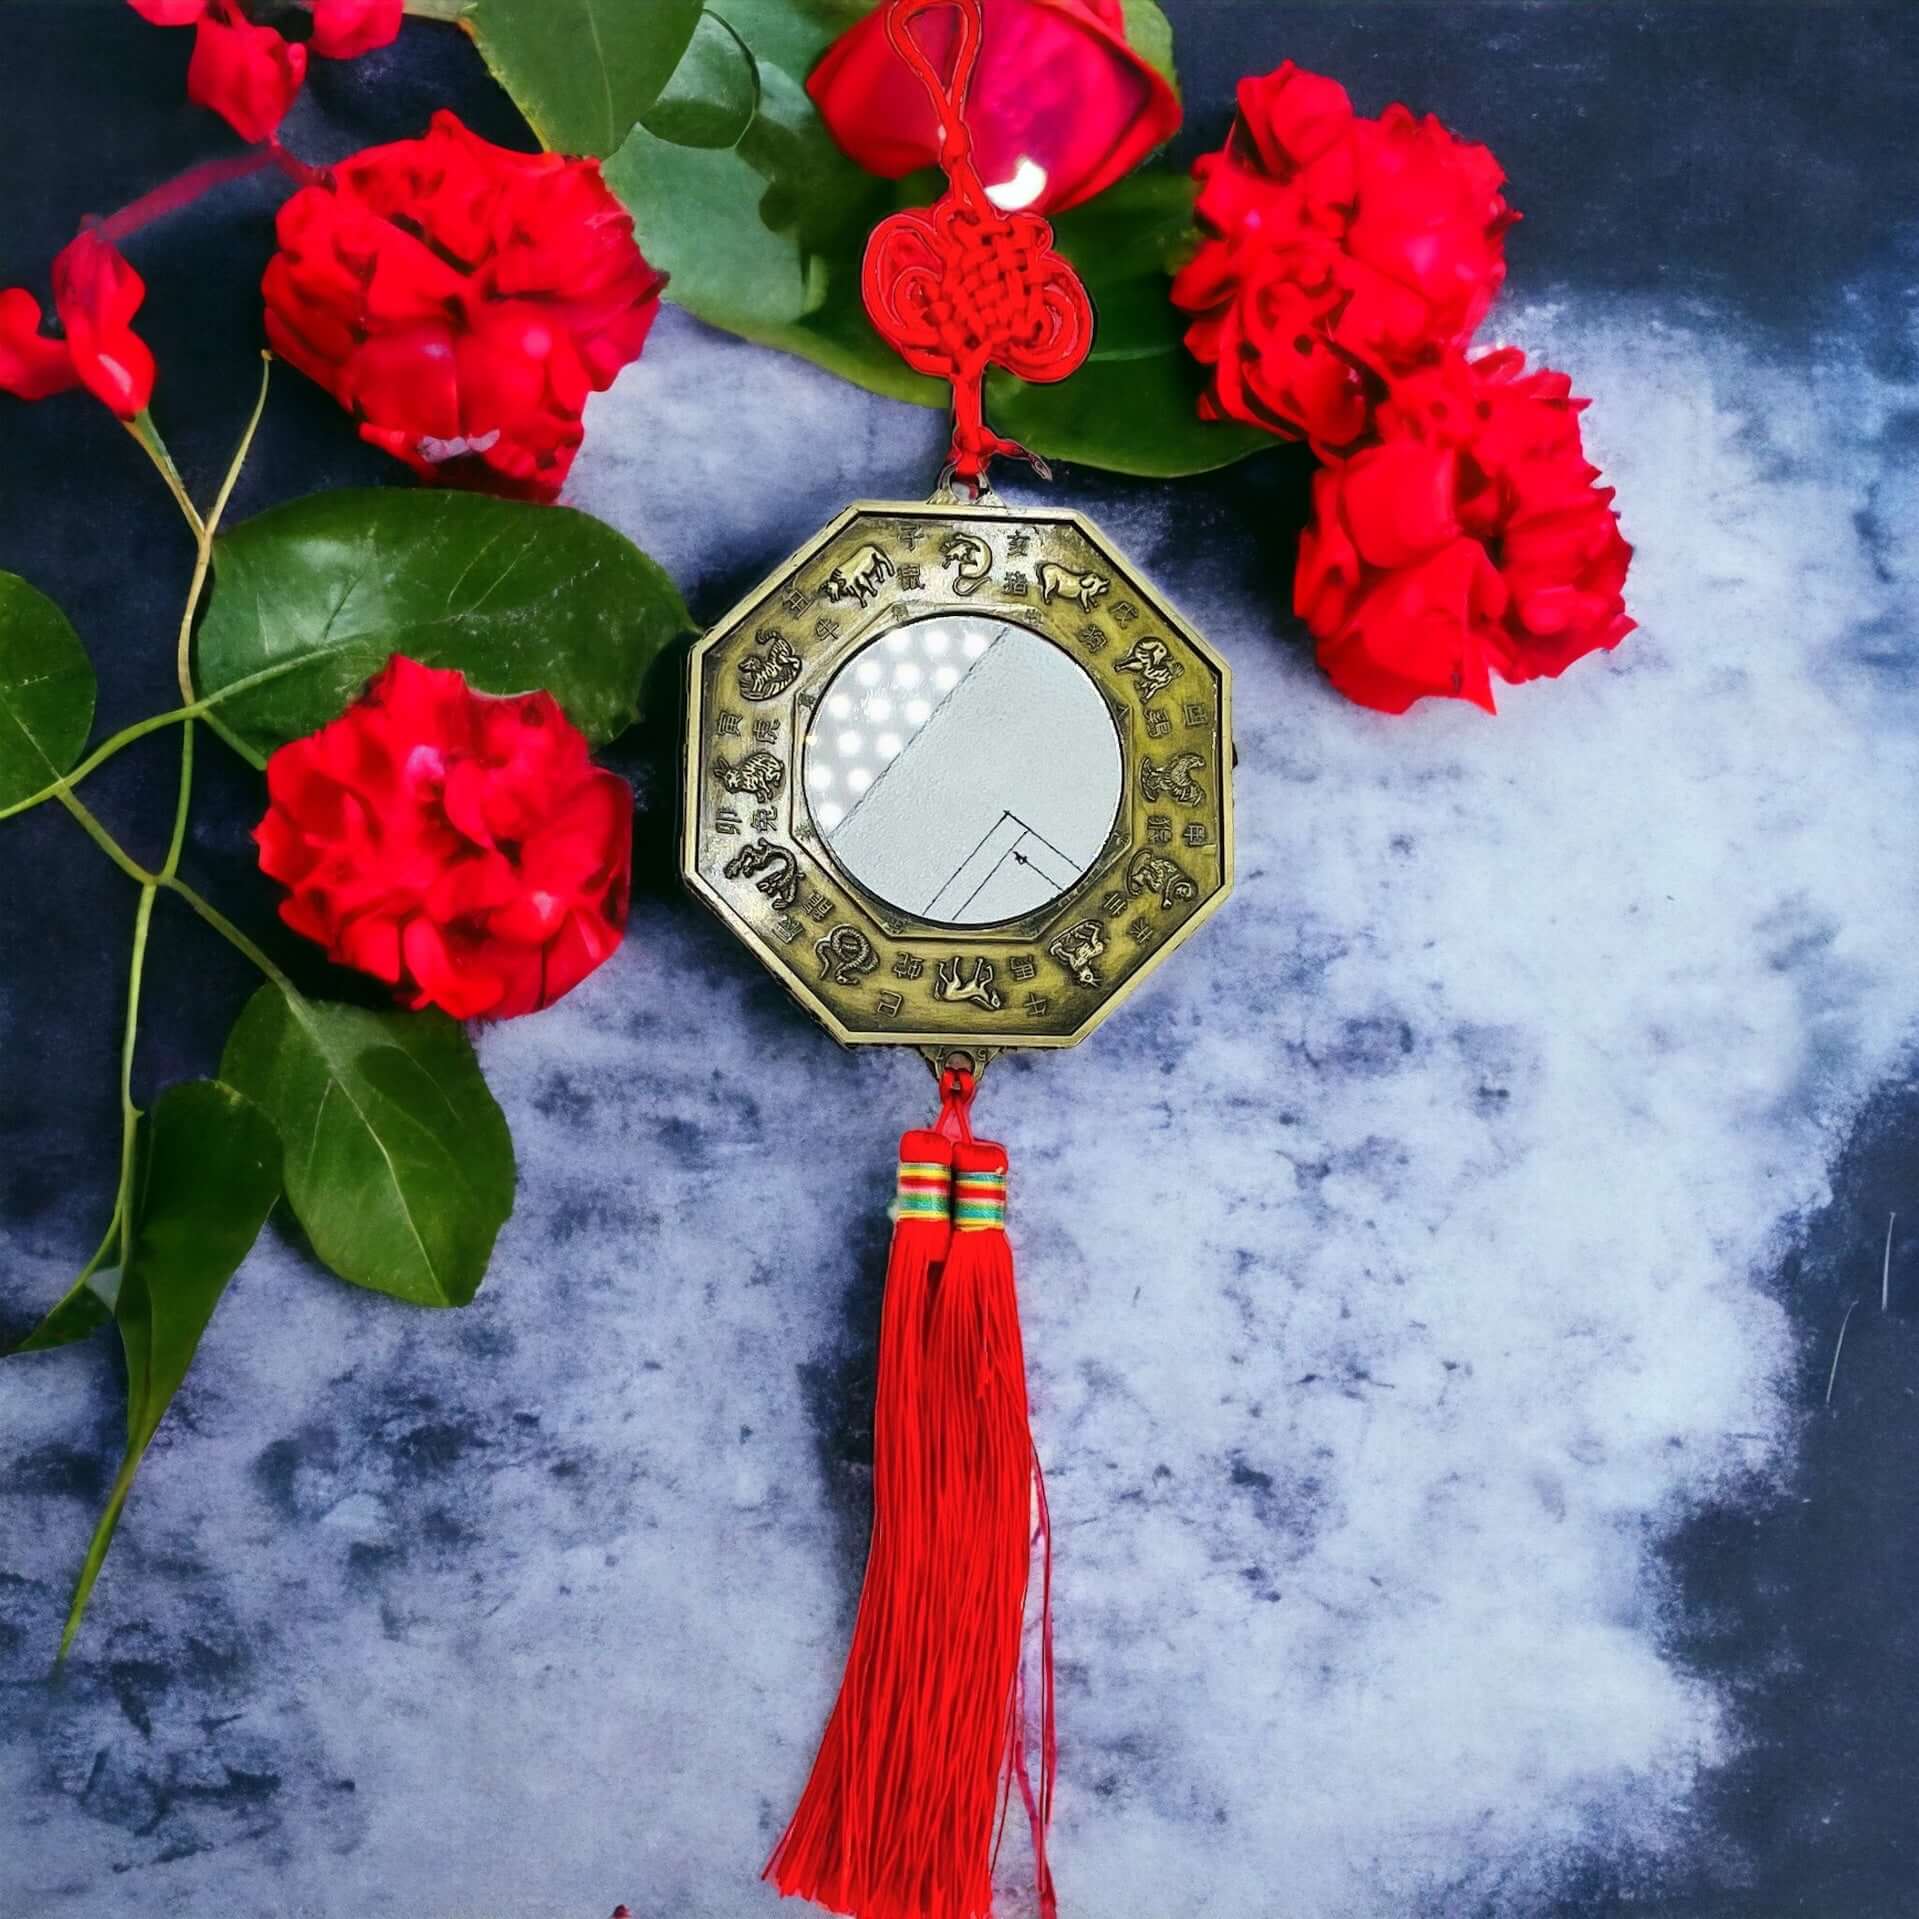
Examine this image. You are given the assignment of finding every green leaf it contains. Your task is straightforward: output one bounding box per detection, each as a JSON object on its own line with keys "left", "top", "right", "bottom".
{"left": 195, "top": 489, "right": 691, "bottom": 759}
{"left": 220, "top": 985, "right": 515, "bottom": 1310}
{"left": 642, "top": 11, "right": 760, "bottom": 149}
{"left": 59, "top": 1081, "right": 281, "bottom": 1657}
{"left": 0, "top": 571, "right": 95, "bottom": 809}
{"left": 9, "top": 1212, "right": 120, "bottom": 1354}
{"left": 465, "top": 0, "right": 704, "bottom": 154}
{"left": 1119, "top": 0, "right": 1180, "bottom": 95}
{"left": 604, "top": 2, "right": 1265, "bottom": 477}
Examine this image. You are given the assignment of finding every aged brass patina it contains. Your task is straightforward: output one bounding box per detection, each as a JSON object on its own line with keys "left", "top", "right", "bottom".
{"left": 683, "top": 500, "right": 1232, "bottom": 1051}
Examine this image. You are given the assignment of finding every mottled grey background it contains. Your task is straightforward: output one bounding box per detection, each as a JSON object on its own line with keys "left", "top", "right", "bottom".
{"left": 3, "top": 6, "right": 1917, "bottom": 1918}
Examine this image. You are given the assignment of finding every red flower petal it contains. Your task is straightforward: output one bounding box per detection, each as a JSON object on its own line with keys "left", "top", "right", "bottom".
{"left": 187, "top": 1, "right": 306, "bottom": 144}
{"left": 309, "top": 0, "right": 403, "bottom": 60}
{"left": 255, "top": 656, "right": 630, "bottom": 1017}
{"left": 49, "top": 233, "right": 156, "bottom": 419}
{"left": 127, "top": 0, "right": 208, "bottom": 22}
{"left": 0, "top": 288, "right": 79, "bottom": 403}
{"left": 261, "top": 111, "right": 662, "bottom": 501}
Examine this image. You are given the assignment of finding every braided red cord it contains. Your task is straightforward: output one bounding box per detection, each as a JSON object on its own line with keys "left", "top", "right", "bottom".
{"left": 861, "top": 0, "right": 1094, "bottom": 492}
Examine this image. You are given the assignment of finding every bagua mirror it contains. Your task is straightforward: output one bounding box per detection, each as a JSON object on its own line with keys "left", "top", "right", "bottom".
{"left": 683, "top": 500, "right": 1232, "bottom": 1054}
{"left": 680, "top": 12, "right": 1235, "bottom": 1914}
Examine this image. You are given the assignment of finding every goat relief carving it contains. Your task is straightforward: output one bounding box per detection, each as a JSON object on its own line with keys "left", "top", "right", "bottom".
{"left": 1114, "top": 636, "right": 1184, "bottom": 703}
{"left": 933, "top": 955, "right": 1004, "bottom": 1011}
{"left": 1036, "top": 560, "right": 1110, "bottom": 615}
{"left": 723, "top": 838, "right": 801, "bottom": 911}
{"left": 823, "top": 544, "right": 896, "bottom": 608}
{"left": 738, "top": 626, "right": 802, "bottom": 702}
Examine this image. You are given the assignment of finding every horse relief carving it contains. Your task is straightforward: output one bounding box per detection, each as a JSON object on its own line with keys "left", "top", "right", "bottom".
{"left": 823, "top": 544, "right": 896, "bottom": 608}
{"left": 933, "top": 955, "right": 1004, "bottom": 1011}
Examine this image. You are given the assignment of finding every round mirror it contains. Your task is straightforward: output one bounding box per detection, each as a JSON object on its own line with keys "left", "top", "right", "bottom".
{"left": 804, "top": 614, "right": 1124, "bottom": 925}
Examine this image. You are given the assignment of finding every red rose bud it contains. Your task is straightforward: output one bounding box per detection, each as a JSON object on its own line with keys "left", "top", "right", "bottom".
{"left": 187, "top": 0, "right": 307, "bottom": 143}
{"left": 1295, "top": 348, "right": 1633, "bottom": 713}
{"left": 262, "top": 111, "right": 665, "bottom": 501}
{"left": 1, "top": 233, "right": 159, "bottom": 418}
{"left": 309, "top": 0, "right": 403, "bottom": 60}
{"left": 256, "top": 657, "right": 633, "bottom": 1020}
{"left": 1173, "top": 62, "right": 1517, "bottom": 452}
{"left": 808, "top": 0, "right": 1180, "bottom": 214}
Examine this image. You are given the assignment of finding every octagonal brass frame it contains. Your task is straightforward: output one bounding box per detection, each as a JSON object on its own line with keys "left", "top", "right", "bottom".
{"left": 682, "top": 500, "right": 1233, "bottom": 1051}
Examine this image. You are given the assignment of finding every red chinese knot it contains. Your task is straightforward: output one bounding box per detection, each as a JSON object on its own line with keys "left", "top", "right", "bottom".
{"left": 861, "top": 0, "right": 1093, "bottom": 491}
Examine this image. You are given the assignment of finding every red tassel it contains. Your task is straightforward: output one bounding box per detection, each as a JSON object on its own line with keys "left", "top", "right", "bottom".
{"left": 923, "top": 1135, "right": 1055, "bottom": 1919}
{"left": 767, "top": 1128, "right": 954, "bottom": 1916}
{"left": 767, "top": 1092, "right": 1056, "bottom": 1919}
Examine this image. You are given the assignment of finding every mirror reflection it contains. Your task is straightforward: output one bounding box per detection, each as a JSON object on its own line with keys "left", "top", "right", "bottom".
{"left": 804, "top": 615, "right": 1123, "bottom": 925}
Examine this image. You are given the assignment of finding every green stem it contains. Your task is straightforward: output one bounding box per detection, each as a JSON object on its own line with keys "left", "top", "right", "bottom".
{"left": 165, "top": 875, "right": 294, "bottom": 990}
{"left": 124, "top": 412, "right": 205, "bottom": 544}
{"left": 0, "top": 705, "right": 198, "bottom": 821}
{"left": 115, "top": 885, "right": 157, "bottom": 1275}
{"left": 176, "top": 355, "right": 272, "bottom": 705}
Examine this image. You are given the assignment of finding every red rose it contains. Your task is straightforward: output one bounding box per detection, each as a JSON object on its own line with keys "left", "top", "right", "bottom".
{"left": 127, "top": 0, "right": 400, "bottom": 143}
{"left": 0, "top": 232, "right": 156, "bottom": 418}
{"left": 1295, "top": 348, "right": 1633, "bottom": 712}
{"left": 255, "top": 656, "right": 633, "bottom": 1020}
{"left": 262, "top": 112, "right": 666, "bottom": 501}
{"left": 809, "top": 0, "right": 1180, "bottom": 214}
{"left": 1172, "top": 63, "right": 1517, "bottom": 451}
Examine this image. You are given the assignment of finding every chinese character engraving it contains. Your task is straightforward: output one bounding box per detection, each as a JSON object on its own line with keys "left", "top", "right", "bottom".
{"left": 1008, "top": 953, "right": 1037, "bottom": 983}
{"left": 1182, "top": 822, "right": 1211, "bottom": 849}
{"left": 876, "top": 990, "right": 904, "bottom": 1018}
{"left": 1148, "top": 814, "right": 1173, "bottom": 846}
{"left": 893, "top": 953, "right": 925, "bottom": 981}
{"left": 1144, "top": 708, "right": 1172, "bottom": 739}
{"left": 716, "top": 710, "right": 743, "bottom": 738}
{"left": 1001, "top": 570, "right": 1030, "bottom": 599}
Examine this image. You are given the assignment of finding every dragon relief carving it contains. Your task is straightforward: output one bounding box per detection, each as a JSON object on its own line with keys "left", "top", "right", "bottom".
{"left": 722, "top": 838, "right": 801, "bottom": 911}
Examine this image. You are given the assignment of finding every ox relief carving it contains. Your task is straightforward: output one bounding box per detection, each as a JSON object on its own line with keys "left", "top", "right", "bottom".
{"left": 723, "top": 839, "right": 801, "bottom": 912}
{"left": 823, "top": 544, "right": 896, "bottom": 608}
